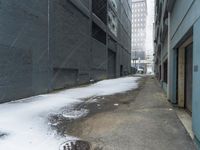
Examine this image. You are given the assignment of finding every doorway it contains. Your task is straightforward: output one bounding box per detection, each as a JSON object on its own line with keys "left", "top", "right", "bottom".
{"left": 177, "top": 36, "right": 193, "bottom": 114}
{"left": 185, "top": 43, "right": 193, "bottom": 113}
{"left": 108, "top": 49, "right": 116, "bottom": 78}
{"left": 120, "top": 65, "right": 123, "bottom": 77}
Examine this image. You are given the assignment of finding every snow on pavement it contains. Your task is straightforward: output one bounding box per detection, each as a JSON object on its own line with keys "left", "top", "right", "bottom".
{"left": 0, "top": 76, "right": 140, "bottom": 150}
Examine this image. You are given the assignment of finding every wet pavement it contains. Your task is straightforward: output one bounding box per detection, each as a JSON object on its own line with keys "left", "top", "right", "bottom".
{"left": 51, "top": 76, "right": 196, "bottom": 150}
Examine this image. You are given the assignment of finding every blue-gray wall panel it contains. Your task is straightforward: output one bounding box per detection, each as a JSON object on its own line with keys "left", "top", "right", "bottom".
{"left": 171, "top": 0, "right": 194, "bottom": 39}
{"left": 0, "top": 0, "right": 49, "bottom": 102}
{"left": 193, "top": 18, "right": 200, "bottom": 145}
{"left": 171, "top": 0, "right": 200, "bottom": 48}
{"left": 0, "top": 0, "right": 131, "bottom": 102}
{"left": 91, "top": 39, "right": 107, "bottom": 80}
{"left": 52, "top": 0, "right": 91, "bottom": 88}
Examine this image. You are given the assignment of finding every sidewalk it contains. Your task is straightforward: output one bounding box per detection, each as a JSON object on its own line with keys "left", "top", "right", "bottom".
{"left": 64, "top": 76, "right": 196, "bottom": 150}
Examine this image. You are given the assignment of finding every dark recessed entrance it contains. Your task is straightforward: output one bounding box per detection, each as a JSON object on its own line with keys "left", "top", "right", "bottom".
{"left": 120, "top": 65, "right": 123, "bottom": 77}
{"left": 185, "top": 43, "right": 193, "bottom": 113}
{"left": 177, "top": 36, "right": 193, "bottom": 112}
{"left": 108, "top": 49, "right": 116, "bottom": 78}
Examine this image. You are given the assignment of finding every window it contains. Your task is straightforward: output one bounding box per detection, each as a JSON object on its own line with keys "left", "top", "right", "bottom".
{"left": 92, "top": 0, "right": 107, "bottom": 24}
{"left": 92, "top": 22, "right": 106, "bottom": 44}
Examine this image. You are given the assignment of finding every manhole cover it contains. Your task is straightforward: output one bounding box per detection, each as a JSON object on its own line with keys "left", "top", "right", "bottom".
{"left": 60, "top": 140, "right": 91, "bottom": 150}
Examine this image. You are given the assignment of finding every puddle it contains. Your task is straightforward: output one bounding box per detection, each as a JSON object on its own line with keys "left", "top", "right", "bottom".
{"left": 121, "top": 101, "right": 130, "bottom": 105}
{"left": 0, "top": 132, "right": 8, "bottom": 139}
{"left": 60, "top": 140, "right": 91, "bottom": 150}
{"left": 62, "top": 109, "right": 89, "bottom": 119}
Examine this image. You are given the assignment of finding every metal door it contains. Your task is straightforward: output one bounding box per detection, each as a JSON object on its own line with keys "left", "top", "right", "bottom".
{"left": 108, "top": 50, "right": 116, "bottom": 78}
{"left": 120, "top": 65, "right": 123, "bottom": 77}
{"left": 185, "top": 43, "right": 193, "bottom": 113}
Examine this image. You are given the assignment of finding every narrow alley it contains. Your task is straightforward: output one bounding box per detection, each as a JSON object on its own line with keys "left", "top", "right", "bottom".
{"left": 1, "top": 0, "right": 200, "bottom": 149}
{"left": 55, "top": 76, "right": 196, "bottom": 150}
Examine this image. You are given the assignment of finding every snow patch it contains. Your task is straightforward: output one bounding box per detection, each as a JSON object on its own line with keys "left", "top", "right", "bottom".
{"left": 0, "top": 76, "right": 140, "bottom": 150}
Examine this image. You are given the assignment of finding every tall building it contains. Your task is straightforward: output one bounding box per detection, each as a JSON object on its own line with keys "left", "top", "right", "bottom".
{"left": 0, "top": 0, "right": 132, "bottom": 103}
{"left": 154, "top": 0, "right": 200, "bottom": 148}
{"left": 131, "top": 0, "right": 147, "bottom": 60}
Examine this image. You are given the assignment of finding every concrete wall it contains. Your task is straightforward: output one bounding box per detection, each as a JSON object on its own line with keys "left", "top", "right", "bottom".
{"left": 0, "top": 0, "right": 49, "bottom": 103}
{"left": 154, "top": 0, "right": 169, "bottom": 94}
{"left": 169, "top": 0, "right": 200, "bottom": 105}
{"left": 117, "top": 0, "right": 132, "bottom": 75}
{"left": 171, "top": 49, "right": 177, "bottom": 103}
{"left": 170, "top": 0, "right": 200, "bottom": 48}
{"left": 170, "top": 0, "right": 194, "bottom": 42}
{"left": 169, "top": 0, "right": 200, "bottom": 147}
{"left": 193, "top": 17, "right": 200, "bottom": 149}
{"left": 0, "top": 0, "right": 132, "bottom": 103}
{"left": 155, "top": 0, "right": 200, "bottom": 147}
{"left": 52, "top": 0, "right": 91, "bottom": 89}
{"left": 161, "top": 35, "right": 168, "bottom": 93}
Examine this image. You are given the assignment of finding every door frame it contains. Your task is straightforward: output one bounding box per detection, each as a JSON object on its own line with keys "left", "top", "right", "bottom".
{"left": 177, "top": 36, "right": 193, "bottom": 108}
{"left": 184, "top": 43, "right": 193, "bottom": 114}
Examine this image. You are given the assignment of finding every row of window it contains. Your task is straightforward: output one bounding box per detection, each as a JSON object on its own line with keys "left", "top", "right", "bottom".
{"left": 132, "top": 43, "right": 144, "bottom": 47}
{"left": 133, "top": 18, "right": 146, "bottom": 22}
{"left": 132, "top": 31, "right": 145, "bottom": 37}
{"left": 133, "top": 13, "right": 146, "bottom": 17}
{"left": 132, "top": 28, "right": 145, "bottom": 31}
{"left": 132, "top": 43, "right": 145, "bottom": 47}
{"left": 132, "top": 38, "right": 145, "bottom": 42}
{"left": 132, "top": 8, "right": 146, "bottom": 13}
{"left": 132, "top": 38, "right": 145, "bottom": 41}
{"left": 132, "top": 23, "right": 145, "bottom": 27}
{"left": 133, "top": 2, "right": 145, "bottom": 7}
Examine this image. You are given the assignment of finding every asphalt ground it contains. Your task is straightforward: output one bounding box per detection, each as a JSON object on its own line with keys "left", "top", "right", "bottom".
{"left": 50, "top": 76, "right": 196, "bottom": 150}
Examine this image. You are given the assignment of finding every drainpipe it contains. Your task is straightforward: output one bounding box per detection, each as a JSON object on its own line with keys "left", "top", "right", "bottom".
{"left": 47, "top": 0, "right": 53, "bottom": 92}
{"left": 47, "top": 0, "right": 50, "bottom": 92}
{"left": 167, "top": 12, "right": 171, "bottom": 100}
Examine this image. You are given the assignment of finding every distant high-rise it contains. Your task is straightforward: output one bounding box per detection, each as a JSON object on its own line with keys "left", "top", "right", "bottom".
{"left": 131, "top": 0, "right": 147, "bottom": 60}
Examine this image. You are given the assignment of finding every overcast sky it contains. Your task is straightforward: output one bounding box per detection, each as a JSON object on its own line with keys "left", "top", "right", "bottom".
{"left": 145, "top": 0, "right": 155, "bottom": 58}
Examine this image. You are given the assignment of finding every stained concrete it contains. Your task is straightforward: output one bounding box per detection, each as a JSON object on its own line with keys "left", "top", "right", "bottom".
{"left": 175, "top": 108, "right": 194, "bottom": 139}
{"left": 51, "top": 76, "right": 196, "bottom": 150}
{"left": 0, "top": 0, "right": 132, "bottom": 103}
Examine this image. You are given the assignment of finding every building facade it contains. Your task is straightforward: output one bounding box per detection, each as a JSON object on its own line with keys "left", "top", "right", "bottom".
{"left": 131, "top": 0, "right": 147, "bottom": 61}
{"left": 154, "top": 0, "right": 200, "bottom": 148}
{"left": 0, "top": 0, "right": 132, "bottom": 103}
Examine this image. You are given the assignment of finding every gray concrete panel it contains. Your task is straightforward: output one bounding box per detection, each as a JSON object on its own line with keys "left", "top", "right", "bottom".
{"left": 0, "top": 0, "right": 131, "bottom": 103}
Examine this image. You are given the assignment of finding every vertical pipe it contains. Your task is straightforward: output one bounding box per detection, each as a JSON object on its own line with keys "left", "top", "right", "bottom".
{"left": 47, "top": 0, "right": 51, "bottom": 92}
{"left": 89, "top": 0, "right": 93, "bottom": 80}
{"left": 106, "top": 0, "right": 109, "bottom": 78}
{"left": 167, "top": 12, "right": 171, "bottom": 100}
